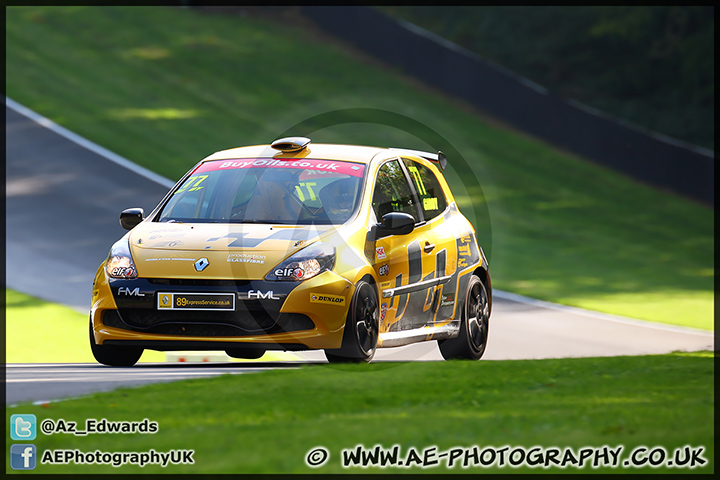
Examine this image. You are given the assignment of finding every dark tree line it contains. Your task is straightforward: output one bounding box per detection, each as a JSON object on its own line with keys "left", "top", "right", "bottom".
{"left": 380, "top": 6, "right": 714, "bottom": 150}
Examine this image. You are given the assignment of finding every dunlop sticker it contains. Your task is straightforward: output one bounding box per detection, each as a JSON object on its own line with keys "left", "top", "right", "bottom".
{"left": 310, "top": 293, "right": 346, "bottom": 306}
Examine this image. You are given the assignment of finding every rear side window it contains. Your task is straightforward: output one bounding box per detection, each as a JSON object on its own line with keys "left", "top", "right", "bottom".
{"left": 371, "top": 160, "right": 420, "bottom": 222}
{"left": 402, "top": 159, "right": 448, "bottom": 221}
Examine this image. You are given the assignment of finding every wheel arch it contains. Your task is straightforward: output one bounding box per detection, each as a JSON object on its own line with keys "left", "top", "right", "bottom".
{"left": 473, "top": 265, "right": 492, "bottom": 316}
{"left": 359, "top": 272, "right": 378, "bottom": 299}
{"left": 350, "top": 266, "right": 379, "bottom": 303}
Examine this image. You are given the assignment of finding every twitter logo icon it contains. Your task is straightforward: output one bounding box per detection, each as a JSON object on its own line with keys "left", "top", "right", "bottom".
{"left": 11, "top": 414, "right": 37, "bottom": 440}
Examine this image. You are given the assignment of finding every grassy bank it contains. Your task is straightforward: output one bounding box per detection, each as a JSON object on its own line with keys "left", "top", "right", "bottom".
{"left": 5, "top": 6, "right": 713, "bottom": 329}
{"left": 5, "top": 352, "right": 714, "bottom": 474}
{"left": 5, "top": 290, "right": 164, "bottom": 364}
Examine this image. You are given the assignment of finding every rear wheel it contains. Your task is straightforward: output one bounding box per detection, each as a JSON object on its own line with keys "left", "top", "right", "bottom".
{"left": 324, "top": 281, "right": 379, "bottom": 363}
{"left": 89, "top": 319, "right": 143, "bottom": 367}
{"left": 439, "top": 275, "right": 489, "bottom": 360}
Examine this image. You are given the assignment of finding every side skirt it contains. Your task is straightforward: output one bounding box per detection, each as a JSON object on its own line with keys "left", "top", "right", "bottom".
{"left": 378, "top": 321, "right": 460, "bottom": 348}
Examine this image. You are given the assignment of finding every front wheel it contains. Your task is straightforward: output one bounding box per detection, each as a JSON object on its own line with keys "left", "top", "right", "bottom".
{"left": 324, "top": 280, "right": 379, "bottom": 363}
{"left": 439, "top": 275, "right": 489, "bottom": 360}
{"left": 89, "top": 319, "right": 143, "bottom": 367}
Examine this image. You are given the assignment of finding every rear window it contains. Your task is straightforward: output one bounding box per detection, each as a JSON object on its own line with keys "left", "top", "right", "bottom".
{"left": 157, "top": 159, "right": 366, "bottom": 225}
{"left": 402, "top": 159, "right": 448, "bottom": 221}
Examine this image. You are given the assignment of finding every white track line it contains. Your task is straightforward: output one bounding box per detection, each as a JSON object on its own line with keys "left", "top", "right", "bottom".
{"left": 493, "top": 290, "right": 713, "bottom": 336}
{"left": 7, "top": 372, "right": 260, "bottom": 383}
{"left": 6, "top": 96, "right": 713, "bottom": 338}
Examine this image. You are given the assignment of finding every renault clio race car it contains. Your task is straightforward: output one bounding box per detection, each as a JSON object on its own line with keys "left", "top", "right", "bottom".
{"left": 90, "top": 137, "right": 491, "bottom": 365}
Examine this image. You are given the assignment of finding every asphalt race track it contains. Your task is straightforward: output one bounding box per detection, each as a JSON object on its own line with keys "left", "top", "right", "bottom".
{"left": 5, "top": 100, "right": 714, "bottom": 405}
{"left": 5, "top": 362, "right": 308, "bottom": 405}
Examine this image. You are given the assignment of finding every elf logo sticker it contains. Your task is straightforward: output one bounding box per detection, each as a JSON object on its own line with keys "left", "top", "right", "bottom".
{"left": 274, "top": 267, "right": 305, "bottom": 279}
{"left": 310, "top": 293, "right": 346, "bottom": 306}
{"left": 376, "top": 247, "right": 387, "bottom": 260}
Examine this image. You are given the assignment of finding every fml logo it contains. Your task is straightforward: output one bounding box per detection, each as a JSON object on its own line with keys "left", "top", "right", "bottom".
{"left": 11, "top": 445, "right": 36, "bottom": 470}
{"left": 245, "top": 290, "right": 281, "bottom": 300}
{"left": 118, "top": 286, "right": 145, "bottom": 297}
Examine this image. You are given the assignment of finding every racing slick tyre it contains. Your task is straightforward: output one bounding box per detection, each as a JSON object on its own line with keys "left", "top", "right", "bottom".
{"left": 89, "top": 320, "right": 143, "bottom": 367}
{"left": 324, "top": 280, "right": 379, "bottom": 363}
{"left": 225, "top": 348, "right": 266, "bottom": 359}
{"left": 439, "top": 275, "right": 489, "bottom": 360}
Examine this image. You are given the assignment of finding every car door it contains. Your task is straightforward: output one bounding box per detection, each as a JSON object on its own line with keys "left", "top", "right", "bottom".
{"left": 370, "top": 159, "right": 427, "bottom": 333}
{"left": 400, "top": 157, "right": 459, "bottom": 328}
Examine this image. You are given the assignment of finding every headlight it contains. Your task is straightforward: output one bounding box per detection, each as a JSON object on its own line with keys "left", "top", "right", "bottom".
{"left": 105, "top": 236, "right": 138, "bottom": 279}
{"left": 266, "top": 243, "right": 335, "bottom": 281}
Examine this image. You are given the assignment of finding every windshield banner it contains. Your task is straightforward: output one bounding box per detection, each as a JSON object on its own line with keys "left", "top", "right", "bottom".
{"left": 197, "top": 159, "right": 365, "bottom": 178}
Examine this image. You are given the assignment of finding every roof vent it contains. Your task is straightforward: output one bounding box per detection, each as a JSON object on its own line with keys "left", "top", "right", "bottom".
{"left": 271, "top": 136, "right": 311, "bottom": 152}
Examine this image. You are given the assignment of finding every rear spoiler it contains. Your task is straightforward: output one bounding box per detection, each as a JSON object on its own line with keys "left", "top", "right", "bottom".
{"left": 389, "top": 148, "right": 448, "bottom": 171}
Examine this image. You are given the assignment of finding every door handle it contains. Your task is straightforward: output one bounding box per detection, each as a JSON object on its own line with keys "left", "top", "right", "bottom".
{"left": 423, "top": 241, "right": 435, "bottom": 253}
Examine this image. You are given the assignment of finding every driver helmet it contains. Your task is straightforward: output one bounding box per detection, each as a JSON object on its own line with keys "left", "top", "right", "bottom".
{"left": 320, "top": 178, "right": 357, "bottom": 221}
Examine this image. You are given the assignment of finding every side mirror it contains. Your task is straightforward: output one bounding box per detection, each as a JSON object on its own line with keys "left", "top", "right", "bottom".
{"left": 369, "top": 212, "right": 415, "bottom": 241}
{"left": 119, "top": 208, "right": 144, "bottom": 230}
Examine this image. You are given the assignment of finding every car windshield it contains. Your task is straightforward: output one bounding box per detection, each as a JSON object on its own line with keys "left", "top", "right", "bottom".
{"left": 157, "top": 158, "right": 366, "bottom": 225}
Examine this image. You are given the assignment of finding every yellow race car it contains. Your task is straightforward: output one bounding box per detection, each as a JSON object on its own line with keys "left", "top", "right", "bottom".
{"left": 90, "top": 137, "right": 491, "bottom": 365}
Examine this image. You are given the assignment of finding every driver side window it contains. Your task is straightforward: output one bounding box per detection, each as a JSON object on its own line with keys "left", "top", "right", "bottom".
{"left": 371, "top": 160, "right": 419, "bottom": 222}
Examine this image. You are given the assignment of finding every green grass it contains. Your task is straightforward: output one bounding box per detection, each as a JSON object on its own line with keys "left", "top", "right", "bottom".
{"left": 5, "top": 6, "right": 713, "bottom": 329}
{"left": 5, "top": 352, "right": 714, "bottom": 474}
{"left": 5, "top": 289, "right": 164, "bottom": 363}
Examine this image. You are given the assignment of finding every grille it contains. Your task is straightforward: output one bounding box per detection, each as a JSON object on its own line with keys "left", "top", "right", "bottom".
{"left": 117, "top": 307, "right": 275, "bottom": 331}
{"left": 138, "top": 324, "right": 257, "bottom": 337}
{"left": 102, "top": 310, "right": 314, "bottom": 337}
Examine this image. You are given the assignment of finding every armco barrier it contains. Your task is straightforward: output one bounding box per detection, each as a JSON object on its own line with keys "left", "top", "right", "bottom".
{"left": 300, "top": 6, "right": 714, "bottom": 205}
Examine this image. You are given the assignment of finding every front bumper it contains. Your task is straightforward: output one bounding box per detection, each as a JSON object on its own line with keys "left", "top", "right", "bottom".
{"left": 91, "top": 268, "right": 353, "bottom": 351}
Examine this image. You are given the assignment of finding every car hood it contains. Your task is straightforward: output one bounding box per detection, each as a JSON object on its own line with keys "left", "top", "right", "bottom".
{"left": 128, "top": 222, "right": 335, "bottom": 280}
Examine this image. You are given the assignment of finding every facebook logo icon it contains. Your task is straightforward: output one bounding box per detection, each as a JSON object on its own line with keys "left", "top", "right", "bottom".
{"left": 11, "top": 444, "right": 37, "bottom": 470}
{"left": 10, "top": 414, "right": 36, "bottom": 440}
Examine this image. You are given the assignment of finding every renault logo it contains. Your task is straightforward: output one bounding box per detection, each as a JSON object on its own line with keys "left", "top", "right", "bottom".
{"left": 194, "top": 258, "right": 210, "bottom": 272}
